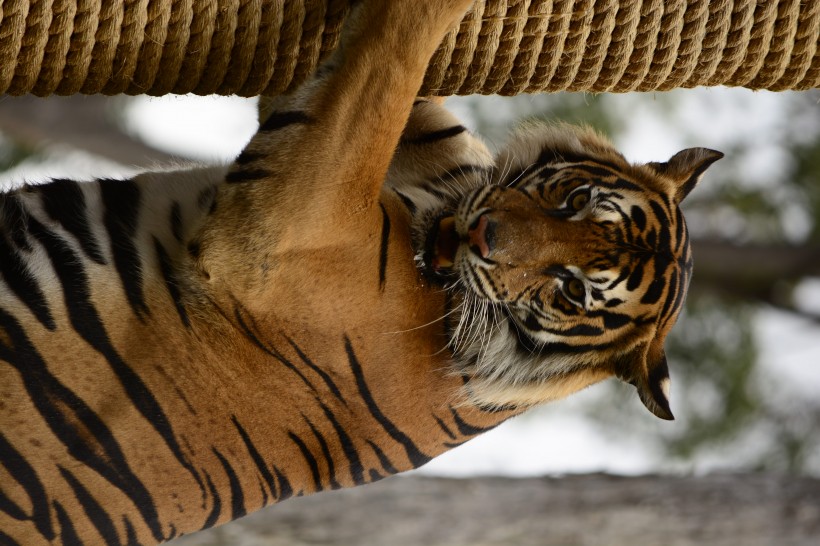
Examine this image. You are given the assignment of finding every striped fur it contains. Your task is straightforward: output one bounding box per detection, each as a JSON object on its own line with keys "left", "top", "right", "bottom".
{"left": 0, "top": 1, "right": 720, "bottom": 544}
{"left": 414, "top": 124, "right": 722, "bottom": 415}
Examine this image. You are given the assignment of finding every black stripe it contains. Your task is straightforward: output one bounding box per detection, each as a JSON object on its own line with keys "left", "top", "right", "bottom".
{"left": 449, "top": 407, "right": 496, "bottom": 436}
{"left": 0, "top": 307, "right": 165, "bottom": 543}
{"left": 0, "top": 233, "right": 55, "bottom": 330}
{"left": 607, "top": 262, "right": 632, "bottom": 291}
{"left": 421, "top": 181, "right": 451, "bottom": 201}
{"left": 259, "top": 110, "right": 313, "bottom": 132}
{"left": 464, "top": 184, "right": 494, "bottom": 216}
{"left": 547, "top": 157, "right": 635, "bottom": 185}
{"left": 169, "top": 202, "right": 184, "bottom": 243}
{"left": 273, "top": 467, "right": 293, "bottom": 501}
{"left": 59, "top": 466, "right": 122, "bottom": 546}
{"left": 153, "top": 237, "right": 190, "bottom": 328}
{"left": 123, "top": 517, "right": 140, "bottom": 545}
{"left": 393, "top": 190, "right": 417, "bottom": 214}
{"left": 201, "top": 472, "right": 222, "bottom": 529}
{"left": 648, "top": 199, "right": 670, "bottom": 237}
{"left": 53, "top": 501, "right": 82, "bottom": 546}
{"left": 234, "top": 308, "right": 319, "bottom": 394}
{"left": 601, "top": 311, "right": 631, "bottom": 329}
{"left": 605, "top": 298, "right": 624, "bottom": 308}
{"left": 626, "top": 260, "right": 645, "bottom": 291}
{"left": 232, "top": 416, "right": 278, "bottom": 501}
{"left": 196, "top": 186, "right": 218, "bottom": 212}
{"left": 475, "top": 401, "right": 520, "bottom": 414}
{"left": 187, "top": 240, "right": 201, "bottom": 259}
{"left": 26, "top": 216, "right": 203, "bottom": 512}
{"left": 234, "top": 150, "right": 264, "bottom": 165}
{"left": 366, "top": 440, "right": 399, "bottom": 476}
{"left": 475, "top": 266, "right": 502, "bottom": 298}
{"left": 403, "top": 125, "right": 467, "bottom": 145}
{"left": 631, "top": 205, "right": 647, "bottom": 231}
{"left": 39, "top": 179, "right": 106, "bottom": 264}
{"left": 509, "top": 321, "right": 542, "bottom": 356}
{"left": 542, "top": 323, "right": 605, "bottom": 337}
{"left": 650, "top": 200, "right": 673, "bottom": 252}
{"left": 503, "top": 166, "right": 536, "bottom": 189}
{"left": 539, "top": 340, "right": 609, "bottom": 354}
{"left": 0, "top": 193, "right": 33, "bottom": 251}
{"left": 586, "top": 171, "right": 643, "bottom": 194}
{"left": 537, "top": 148, "right": 594, "bottom": 168}
{"left": 98, "top": 178, "right": 149, "bottom": 320}
{"left": 288, "top": 432, "right": 323, "bottom": 492}
{"left": 0, "top": 433, "right": 54, "bottom": 540}
{"left": 674, "top": 207, "right": 686, "bottom": 254}
{"left": 212, "top": 448, "right": 246, "bottom": 521}
{"left": 611, "top": 202, "right": 634, "bottom": 239}
{"left": 378, "top": 203, "right": 390, "bottom": 291}
{"left": 317, "top": 401, "right": 365, "bottom": 485}
{"left": 660, "top": 269, "right": 683, "bottom": 329}
{"left": 303, "top": 415, "right": 342, "bottom": 490}
{"left": 641, "top": 272, "right": 667, "bottom": 306}
{"left": 433, "top": 415, "right": 457, "bottom": 441}
{"left": 284, "top": 336, "right": 346, "bottom": 405}
{"left": 257, "top": 478, "right": 269, "bottom": 508}
{"left": 344, "top": 337, "right": 431, "bottom": 467}
{"left": 466, "top": 266, "right": 492, "bottom": 300}
{"left": 225, "top": 168, "right": 272, "bottom": 184}
{"left": 0, "top": 486, "right": 26, "bottom": 521}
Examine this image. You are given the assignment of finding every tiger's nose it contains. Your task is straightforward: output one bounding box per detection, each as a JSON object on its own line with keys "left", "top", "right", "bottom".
{"left": 468, "top": 213, "right": 496, "bottom": 258}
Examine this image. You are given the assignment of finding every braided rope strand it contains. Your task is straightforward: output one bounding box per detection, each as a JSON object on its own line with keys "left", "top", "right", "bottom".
{"left": 0, "top": 0, "right": 817, "bottom": 96}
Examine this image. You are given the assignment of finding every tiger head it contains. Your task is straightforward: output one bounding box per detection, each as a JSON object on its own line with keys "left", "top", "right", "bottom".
{"left": 419, "top": 124, "right": 722, "bottom": 420}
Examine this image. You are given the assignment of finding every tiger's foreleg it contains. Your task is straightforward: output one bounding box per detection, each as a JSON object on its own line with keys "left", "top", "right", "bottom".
{"left": 196, "top": 1, "right": 474, "bottom": 297}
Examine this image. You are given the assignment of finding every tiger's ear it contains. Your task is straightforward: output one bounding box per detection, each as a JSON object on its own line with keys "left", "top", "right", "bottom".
{"left": 615, "top": 344, "right": 675, "bottom": 421}
{"left": 646, "top": 148, "right": 723, "bottom": 203}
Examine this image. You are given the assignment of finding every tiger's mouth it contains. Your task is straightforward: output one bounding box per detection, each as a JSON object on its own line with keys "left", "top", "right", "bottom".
{"left": 425, "top": 215, "right": 460, "bottom": 273}
{"left": 423, "top": 212, "right": 494, "bottom": 278}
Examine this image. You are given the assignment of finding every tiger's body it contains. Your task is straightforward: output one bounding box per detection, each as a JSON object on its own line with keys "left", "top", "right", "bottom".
{"left": 0, "top": 1, "right": 721, "bottom": 544}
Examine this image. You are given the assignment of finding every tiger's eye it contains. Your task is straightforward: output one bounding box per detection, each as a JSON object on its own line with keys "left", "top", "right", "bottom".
{"left": 569, "top": 189, "right": 591, "bottom": 211}
{"left": 565, "top": 278, "right": 585, "bottom": 301}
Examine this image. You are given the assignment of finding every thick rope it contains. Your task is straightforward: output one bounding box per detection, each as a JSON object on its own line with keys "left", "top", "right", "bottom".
{"left": 0, "top": 0, "right": 817, "bottom": 97}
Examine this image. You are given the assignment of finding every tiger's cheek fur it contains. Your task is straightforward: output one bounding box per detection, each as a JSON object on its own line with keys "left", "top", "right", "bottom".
{"left": 431, "top": 124, "right": 720, "bottom": 416}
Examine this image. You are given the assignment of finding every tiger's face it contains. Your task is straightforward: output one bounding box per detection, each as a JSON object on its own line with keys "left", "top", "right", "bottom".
{"left": 417, "top": 124, "right": 722, "bottom": 419}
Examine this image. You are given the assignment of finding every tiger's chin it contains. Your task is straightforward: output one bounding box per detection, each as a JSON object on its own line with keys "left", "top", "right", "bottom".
{"left": 462, "top": 368, "right": 612, "bottom": 410}
{"left": 440, "top": 301, "right": 610, "bottom": 411}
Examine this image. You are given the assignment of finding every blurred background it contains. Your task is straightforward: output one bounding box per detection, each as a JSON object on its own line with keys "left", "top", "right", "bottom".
{"left": 1, "top": 88, "right": 817, "bottom": 481}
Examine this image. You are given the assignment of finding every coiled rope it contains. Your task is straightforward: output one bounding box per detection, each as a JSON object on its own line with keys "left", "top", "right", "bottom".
{"left": 0, "top": 0, "right": 817, "bottom": 97}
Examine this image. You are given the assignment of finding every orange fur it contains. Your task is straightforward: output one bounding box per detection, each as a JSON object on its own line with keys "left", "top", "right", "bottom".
{"left": 0, "top": 1, "right": 722, "bottom": 543}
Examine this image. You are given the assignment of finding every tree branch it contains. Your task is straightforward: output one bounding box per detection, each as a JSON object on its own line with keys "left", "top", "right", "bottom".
{"left": 692, "top": 239, "right": 820, "bottom": 284}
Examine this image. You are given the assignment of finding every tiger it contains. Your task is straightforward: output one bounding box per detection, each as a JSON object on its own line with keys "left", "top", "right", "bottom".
{"left": 0, "top": 0, "right": 722, "bottom": 544}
